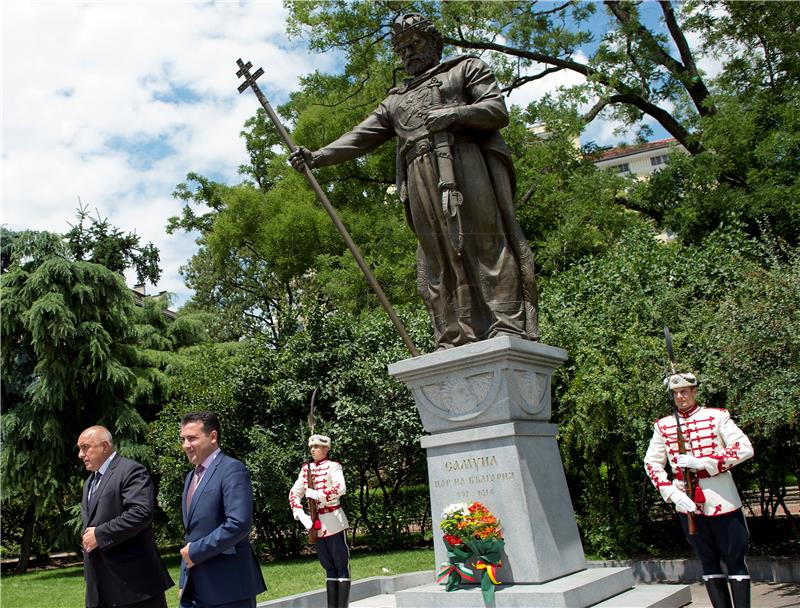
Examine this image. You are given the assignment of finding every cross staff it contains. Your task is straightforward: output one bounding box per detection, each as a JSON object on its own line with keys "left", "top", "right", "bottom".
{"left": 236, "top": 58, "right": 419, "bottom": 357}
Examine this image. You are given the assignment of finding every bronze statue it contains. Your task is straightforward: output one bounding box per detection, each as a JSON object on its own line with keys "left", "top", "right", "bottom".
{"left": 290, "top": 12, "right": 538, "bottom": 349}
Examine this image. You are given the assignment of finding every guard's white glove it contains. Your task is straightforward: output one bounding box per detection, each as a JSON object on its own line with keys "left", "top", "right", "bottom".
{"left": 672, "top": 478, "right": 687, "bottom": 493}
{"left": 676, "top": 454, "right": 709, "bottom": 471}
{"left": 296, "top": 511, "right": 313, "bottom": 530}
{"left": 305, "top": 488, "right": 321, "bottom": 501}
{"left": 671, "top": 490, "right": 698, "bottom": 514}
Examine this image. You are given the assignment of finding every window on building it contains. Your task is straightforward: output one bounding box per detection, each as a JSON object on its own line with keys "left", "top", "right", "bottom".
{"left": 650, "top": 154, "right": 669, "bottom": 166}
{"left": 614, "top": 163, "right": 630, "bottom": 173}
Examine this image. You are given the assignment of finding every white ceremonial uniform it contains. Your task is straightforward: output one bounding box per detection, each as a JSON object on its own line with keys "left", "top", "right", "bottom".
{"left": 289, "top": 458, "right": 349, "bottom": 537}
{"left": 644, "top": 405, "right": 754, "bottom": 516}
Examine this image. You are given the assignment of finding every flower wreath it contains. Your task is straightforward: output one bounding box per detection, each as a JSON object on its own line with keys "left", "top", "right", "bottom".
{"left": 437, "top": 501, "right": 504, "bottom": 603}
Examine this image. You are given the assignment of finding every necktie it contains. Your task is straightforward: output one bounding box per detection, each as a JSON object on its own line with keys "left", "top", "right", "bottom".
{"left": 185, "top": 465, "right": 205, "bottom": 511}
{"left": 88, "top": 472, "right": 102, "bottom": 501}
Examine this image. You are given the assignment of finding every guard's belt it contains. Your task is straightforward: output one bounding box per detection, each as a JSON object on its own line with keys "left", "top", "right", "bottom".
{"left": 675, "top": 469, "right": 710, "bottom": 481}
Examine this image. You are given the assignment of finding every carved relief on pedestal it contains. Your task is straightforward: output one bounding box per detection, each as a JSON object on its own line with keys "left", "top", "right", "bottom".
{"left": 511, "top": 369, "right": 549, "bottom": 416}
{"left": 414, "top": 370, "right": 496, "bottom": 421}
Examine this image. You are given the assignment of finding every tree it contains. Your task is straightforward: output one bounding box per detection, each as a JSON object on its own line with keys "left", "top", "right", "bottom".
{"left": 159, "top": 1, "right": 800, "bottom": 558}
{"left": 168, "top": 173, "right": 339, "bottom": 343}
{"left": 65, "top": 204, "right": 162, "bottom": 285}
{"left": 282, "top": 1, "right": 800, "bottom": 245}
{"left": 0, "top": 211, "right": 207, "bottom": 571}
{"left": 151, "top": 303, "right": 432, "bottom": 555}
{"left": 285, "top": 1, "right": 718, "bottom": 153}
{"left": 1, "top": 237, "right": 148, "bottom": 571}
{"left": 503, "top": 104, "right": 647, "bottom": 273}
{"left": 539, "top": 222, "right": 798, "bottom": 556}
{"left": 696, "top": 240, "right": 800, "bottom": 518}
{"left": 168, "top": 158, "right": 419, "bottom": 342}
{"left": 624, "top": 1, "right": 800, "bottom": 243}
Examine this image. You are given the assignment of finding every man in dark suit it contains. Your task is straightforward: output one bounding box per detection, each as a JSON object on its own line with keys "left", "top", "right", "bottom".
{"left": 78, "top": 425, "right": 174, "bottom": 608}
{"left": 178, "top": 411, "right": 266, "bottom": 608}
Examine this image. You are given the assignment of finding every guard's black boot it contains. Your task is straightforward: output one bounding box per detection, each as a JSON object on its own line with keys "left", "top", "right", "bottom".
{"left": 326, "top": 579, "right": 338, "bottom": 608}
{"left": 704, "top": 576, "right": 733, "bottom": 608}
{"left": 337, "top": 579, "right": 351, "bottom": 608}
{"left": 729, "top": 577, "right": 750, "bottom": 608}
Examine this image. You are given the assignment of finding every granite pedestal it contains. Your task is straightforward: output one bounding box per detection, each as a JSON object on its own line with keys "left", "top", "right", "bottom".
{"left": 388, "top": 336, "right": 689, "bottom": 607}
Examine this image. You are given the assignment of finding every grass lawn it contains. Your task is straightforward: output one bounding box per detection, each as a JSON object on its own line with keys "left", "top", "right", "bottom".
{"left": 0, "top": 547, "right": 435, "bottom": 608}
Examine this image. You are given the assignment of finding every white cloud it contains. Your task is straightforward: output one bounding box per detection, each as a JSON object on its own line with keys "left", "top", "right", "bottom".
{"left": 505, "top": 52, "right": 590, "bottom": 112}
{"left": 1, "top": 0, "right": 337, "bottom": 307}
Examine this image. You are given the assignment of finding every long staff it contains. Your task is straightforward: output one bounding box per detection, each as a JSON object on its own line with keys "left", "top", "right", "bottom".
{"left": 663, "top": 326, "right": 697, "bottom": 535}
{"left": 236, "top": 59, "right": 419, "bottom": 357}
{"left": 306, "top": 387, "right": 319, "bottom": 545}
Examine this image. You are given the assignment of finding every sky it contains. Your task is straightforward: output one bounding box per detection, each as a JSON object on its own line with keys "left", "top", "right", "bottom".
{"left": 1, "top": 2, "right": 715, "bottom": 309}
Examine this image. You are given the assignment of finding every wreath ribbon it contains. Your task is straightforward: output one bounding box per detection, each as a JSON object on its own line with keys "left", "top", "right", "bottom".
{"left": 475, "top": 560, "right": 502, "bottom": 585}
{"left": 436, "top": 562, "right": 477, "bottom": 584}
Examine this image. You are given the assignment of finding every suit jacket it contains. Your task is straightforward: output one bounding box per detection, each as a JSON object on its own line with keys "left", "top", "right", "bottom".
{"left": 180, "top": 452, "right": 266, "bottom": 604}
{"left": 81, "top": 455, "right": 174, "bottom": 608}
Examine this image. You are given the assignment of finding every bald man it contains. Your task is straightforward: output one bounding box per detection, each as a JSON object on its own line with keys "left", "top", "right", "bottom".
{"left": 78, "top": 426, "right": 173, "bottom": 608}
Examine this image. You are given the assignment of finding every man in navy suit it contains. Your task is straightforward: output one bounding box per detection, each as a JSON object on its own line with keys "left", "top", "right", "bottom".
{"left": 178, "top": 411, "right": 266, "bottom": 608}
{"left": 78, "top": 425, "right": 173, "bottom": 608}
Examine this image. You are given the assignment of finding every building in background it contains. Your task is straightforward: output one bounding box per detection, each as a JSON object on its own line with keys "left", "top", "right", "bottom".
{"left": 591, "top": 137, "right": 686, "bottom": 178}
{"left": 132, "top": 283, "right": 176, "bottom": 319}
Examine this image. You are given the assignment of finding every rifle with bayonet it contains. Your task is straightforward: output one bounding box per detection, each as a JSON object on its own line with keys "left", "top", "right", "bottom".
{"left": 306, "top": 388, "right": 320, "bottom": 544}
{"left": 663, "top": 326, "right": 697, "bottom": 535}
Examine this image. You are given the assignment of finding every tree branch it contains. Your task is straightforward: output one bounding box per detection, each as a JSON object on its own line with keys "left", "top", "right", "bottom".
{"left": 501, "top": 66, "right": 564, "bottom": 94}
{"left": 606, "top": 1, "right": 685, "bottom": 74}
{"left": 659, "top": 1, "right": 716, "bottom": 117}
{"left": 444, "top": 19, "right": 703, "bottom": 153}
{"left": 583, "top": 94, "right": 700, "bottom": 154}
{"left": 317, "top": 73, "right": 374, "bottom": 108}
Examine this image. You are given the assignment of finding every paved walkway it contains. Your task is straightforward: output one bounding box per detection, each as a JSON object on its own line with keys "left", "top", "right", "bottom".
{"left": 349, "top": 581, "right": 800, "bottom": 607}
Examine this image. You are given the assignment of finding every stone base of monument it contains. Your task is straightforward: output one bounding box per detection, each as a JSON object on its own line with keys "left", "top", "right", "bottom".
{"left": 388, "top": 337, "right": 585, "bottom": 583}
{"left": 388, "top": 337, "right": 691, "bottom": 608}
{"left": 395, "top": 567, "right": 691, "bottom": 607}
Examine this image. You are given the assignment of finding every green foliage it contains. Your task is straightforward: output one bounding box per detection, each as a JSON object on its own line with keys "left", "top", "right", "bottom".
{"left": 504, "top": 105, "right": 647, "bottom": 274}
{"left": 149, "top": 342, "right": 245, "bottom": 543}
{"left": 64, "top": 204, "right": 161, "bottom": 285}
{"left": 154, "top": 0, "right": 800, "bottom": 560}
{"left": 285, "top": 1, "right": 714, "bottom": 152}
{"left": 623, "top": 2, "right": 800, "bottom": 244}
{"left": 697, "top": 241, "right": 800, "bottom": 515}
{"left": 151, "top": 304, "right": 433, "bottom": 555}
{"left": 0, "top": 213, "right": 209, "bottom": 568}
{"left": 1, "top": 251, "right": 148, "bottom": 555}
{"left": 540, "top": 224, "right": 798, "bottom": 556}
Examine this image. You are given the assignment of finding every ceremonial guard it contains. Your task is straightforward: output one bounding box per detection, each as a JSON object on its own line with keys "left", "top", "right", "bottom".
{"left": 644, "top": 371, "right": 754, "bottom": 608}
{"left": 289, "top": 434, "right": 350, "bottom": 608}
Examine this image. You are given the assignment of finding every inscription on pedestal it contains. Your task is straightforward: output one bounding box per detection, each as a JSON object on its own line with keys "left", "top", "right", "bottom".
{"left": 431, "top": 454, "right": 515, "bottom": 502}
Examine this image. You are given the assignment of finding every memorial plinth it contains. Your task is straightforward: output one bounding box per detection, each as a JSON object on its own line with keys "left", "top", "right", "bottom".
{"left": 389, "top": 336, "right": 690, "bottom": 607}
{"left": 389, "top": 336, "right": 584, "bottom": 584}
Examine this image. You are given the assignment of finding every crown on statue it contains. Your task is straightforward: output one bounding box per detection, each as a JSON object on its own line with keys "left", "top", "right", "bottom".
{"left": 391, "top": 12, "right": 435, "bottom": 41}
